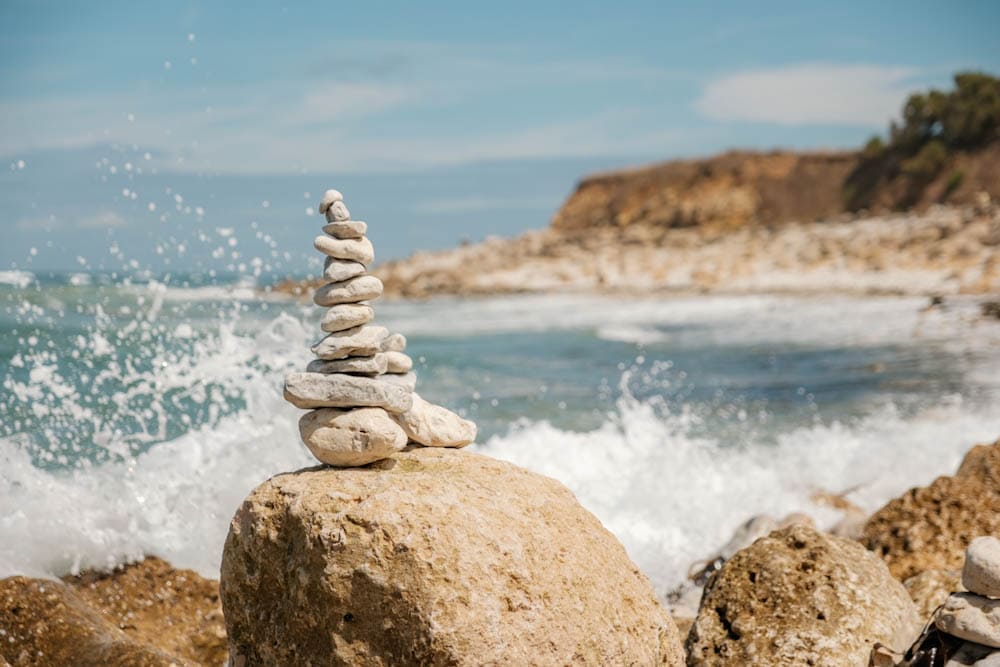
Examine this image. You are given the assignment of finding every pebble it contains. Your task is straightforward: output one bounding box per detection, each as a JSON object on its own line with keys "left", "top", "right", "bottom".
{"left": 325, "top": 200, "right": 351, "bottom": 222}
{"left": 323, "top": 221, "right": 367, "bottom": 239}
{"left": 391, "top": 393, "right": 476, "bottom": 448}
{"left": 306, "top": 353, "right": 387, "bottom": 376}
{"left": 318, "top": 189, "right": 343, "bottom": 214}
{"left": 314, "top": 275, "right": 383, "bottom": 307}
{"left": 379, "top": 372, "right": 417, "bottom": 391}
{"left": 381, "top": 333, "right": 407, "bottom": 352}
{"left": 320, "top": 303, "right": 374, "bottom": 333}
{"left": 323, "top": 257, "right": 367, "bottom": 282}
{"left": 314, "top": 236, "right": 374, "bottom": 265}
{"left": 935, "top": 593, "right": 1000, "bottom": 648}
{"left": 311, "top": 325, "right": 388, "bottom": 360}
{"left": 298, "top": 407, "right": 406, "bottom": 467}
{"left": 964, "top": 537, "right": 1000, "bottom": 599}
{"left": 384, "top": 351, "right": 413, "bottom": 373}
{"left": 284, "top": 372, "right": 413, "bottom": 413}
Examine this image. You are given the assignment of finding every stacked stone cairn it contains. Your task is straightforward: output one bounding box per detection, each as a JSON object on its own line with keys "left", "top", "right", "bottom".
{"left": 283, "top": 189, "right": 477, "bottom": 467}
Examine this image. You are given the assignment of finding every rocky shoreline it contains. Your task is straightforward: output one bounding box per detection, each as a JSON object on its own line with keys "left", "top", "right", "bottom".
{"left": 2, "top": 437, "right": 997, "bottom": 665}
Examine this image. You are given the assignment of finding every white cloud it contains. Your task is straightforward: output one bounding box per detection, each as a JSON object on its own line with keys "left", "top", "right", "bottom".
{"left": 696, "top": 64, "right": 917, "bottom": 126}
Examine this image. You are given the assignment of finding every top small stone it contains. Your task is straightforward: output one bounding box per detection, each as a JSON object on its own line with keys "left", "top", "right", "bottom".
{"left": 318, "top": 189, "right": 343, "bottom": 214}
{"left": 963, "top": 536, "right": 1000, "bottom": 599}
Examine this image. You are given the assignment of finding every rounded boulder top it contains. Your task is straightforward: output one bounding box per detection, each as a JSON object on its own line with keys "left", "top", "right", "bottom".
{"left": 318, "top": 189, "right": 344, "bottom": 214}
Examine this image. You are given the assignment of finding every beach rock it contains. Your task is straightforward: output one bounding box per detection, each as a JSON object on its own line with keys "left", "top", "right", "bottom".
{"left": 945, "top": 642, "right": 999, "bottom": 665}
{"left": 298, "top": 407, "right": 407, "bottom": 466}
{"left": 384, "top": 350, "right": 413, "bottom": 373}
{"left": 392, "top": 393, "right": 476, "bottom": 448}
{"left": 220, "top": 447, "right": 684, "bottom": 666}
{"left": 935, "top": 593, "right": 1000, "bottom": 648}
{"left": 687, "top": 525, "right": 921, "bottom": 666}
{"left": 380, "top": 371, "right": 417, "bottom": 391}
{"left": 905, "top": 568, "right": 965, "bottom": 619}
{"left": 964, "top": 537, "right": 1000, "bottom": 599}
{"left": 306, "top": 353, "right": 387, "bottom": 376}
{"left": 323, "top": 220, "right": 367, "bottom": 239}
{"left": 381, "top": 332, "right": 407, "bottom": 352}
{"left": 687, "top": 513, "right": 813, "bottom": 586}
{"left": 283, "top": 372, "right": 413, "bottom": 413}
{"left": 325, "top": 200, "right": 351, "bottom": 222}
{"left": 314, "top": 275, "right": 383, "bottom": 307}
{"left": 323, "top": 257, "right": 367, "bottom": 282}
{"left": 314, "top": 235, "right": 374, "bottom": 265}
{"left": 863, "top": 439, "right": 1000, "bottom": 580}
{"left": 320, "top": 302, "right": 374, "bottom": 333}
{"left": 318, "top": 189, "right": 343, "bottom": 214}
{"left": 311, "top": 324, "right": 388, "bottom": 360}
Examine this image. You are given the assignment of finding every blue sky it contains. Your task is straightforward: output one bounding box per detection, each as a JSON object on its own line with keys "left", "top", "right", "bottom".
{"left": 1, "top": 1, "right": 998, "bottom": 275}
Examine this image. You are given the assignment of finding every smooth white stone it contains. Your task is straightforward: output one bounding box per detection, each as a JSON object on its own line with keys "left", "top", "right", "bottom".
{"left": 391, "top": 393, "right": 476, "bottom": 448}
{"left": 298, "top": 407, "right": 407, "bottom": 466}
{"left": 320, "top": 303, "right": 374, "bottom": 333}
{"left": 314, "top": 275, "right": 383, "bottom": 307}
{"left": 325, "top": 200, "right": 351, "bottom": 222}
{"left": 965, "top": 537, "right": 1000, "bottom": 599}
{"left": 384, "top": 351, "right": 413, "bottom": 373}
{"left": 311, "top": 324, "right": 388, "bottom": 360}
{"left": 306, "top": 353, "right": 387, "bottom": 376}
{"left": 379, "top": 372, "right": 417, "bottom": 391}
{"left": 935, "top": 593, "right": 1000, "bottom": 648}
{"left": 284, "top": 372, "right": 413, "bottom": 413}
{"left": 381, "top": 333, "right": 407, "bottom": 352}
{"left": 323, "top": 257, "right": 367, "bottom": 282}
{"left": 318, "top": 189, "right": 343, "bottom": 214}
{"left": 314, "top": 236, "right": 373, "bottom": 265}
{"left": 322, "top": 221, "right": 367, "bottom": 239}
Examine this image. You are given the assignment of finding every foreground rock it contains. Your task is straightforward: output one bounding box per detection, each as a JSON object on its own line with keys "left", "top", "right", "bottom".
{"left": 221, "top": 447, "right": 684, "bottom": 666}
{"left": 687, "top": 525, "right": 920, "bottom": 666}
{"left": 0, "top": 557, "right": 225, "bottom": 666}
{"left": 863, "top": 439, "right": 1000, "bottom": 580}
{"left": 934, "top": 593, "right": 1000, "bottom": 648}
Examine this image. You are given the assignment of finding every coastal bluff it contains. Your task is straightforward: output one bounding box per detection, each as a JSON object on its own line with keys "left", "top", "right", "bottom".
{"left": 220, "top": 447, "right": 684, "bottom": 666}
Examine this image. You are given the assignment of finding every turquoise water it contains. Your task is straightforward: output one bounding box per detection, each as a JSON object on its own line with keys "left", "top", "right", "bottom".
{"left": 2, "top": 270, "right": 999, "bottom": 596}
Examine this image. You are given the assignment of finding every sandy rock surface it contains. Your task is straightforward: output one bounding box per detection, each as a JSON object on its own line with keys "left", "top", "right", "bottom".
{"left": 220, "top": 447, "right": 684, "bottom": 666}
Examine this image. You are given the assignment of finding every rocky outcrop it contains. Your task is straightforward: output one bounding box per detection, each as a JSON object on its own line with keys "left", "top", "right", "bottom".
{"left": 863, "top": 439, "right": 1000, "bottom": 581}
{"left": 904, "top": 568, "right": 964, "bottom": 619}
{"left": 220, "top": 447, "right": 684, "bottom": 666}
{"left": 0, "top": 558, "right": 225, "bottom": 666}
{"left": 686, "top": 525, "right": 921, "bottom": 666}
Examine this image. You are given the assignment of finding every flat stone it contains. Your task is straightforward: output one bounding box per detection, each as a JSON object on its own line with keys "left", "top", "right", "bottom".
{"left": 320, "top": 303, "right": 374, "bottom": 332}
{"left": 323, "top": 257, "right": 367, "bottom": 282}
{"left": 380, "top": 372, "right": 417, "bottom": 391}
{"left": 298, "top": 407, "right": 406, "bottom": 466}
{"left": 392, "top": 393, "right": 476, "bottom": 448}
{"left": 314, "top": 236, "right": 374, "bottom": 265}
{"left": 306, "top": 354, "right": 387, "bottom": 376}
{"left": 322, "top": 221, "right": 367, "bottom": 239}
{"left": 283, "top": 372, "right": 413, "bottom": 413}
{"left": 381, "top": 332, "right": 407, "bottom": 352}
{"left": 325, "top": 200, "right": 351, "bottom": 222}
{"left": 964, "top": 537, "right": 1000, "bottom": 599}
{"left": 935, "top": 593, "right": 1000, "bottom": 648}
{"left": 314, "top": 275, "right": 383, "bottom": 307}
{"left": 385, "top": 351, "right": 413, "bottom": 373}
{"left": 318, "top": 189, "right": 343, "bottom": 214}
{"left": 311, "top": 325, "right": 388, "bottom": 360}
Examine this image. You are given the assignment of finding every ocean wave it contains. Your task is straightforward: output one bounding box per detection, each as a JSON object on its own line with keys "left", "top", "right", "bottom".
{"left": 0, "top": 270, "right": 34, "bottom": 288}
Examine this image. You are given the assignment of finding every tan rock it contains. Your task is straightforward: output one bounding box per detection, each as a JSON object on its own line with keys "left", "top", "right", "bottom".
{"left": 314, "top": 275, "right": 383, "bottom": 307}
{"left": 220, "top": 447, "right": 683, "bottom": 666}
{"left": 311, "top": 324, "right": 388, "bottom": 360}
{"left": 964, "top": 537, "right": 1000, "bottom": 599}
{"left": 323, "top": 220, "right": 367, "bottom": 239}
{"left": 380, "top": 371, "right": 417, "bottom": 391}
{"left": 314, "top": 235, "right": 374, "bottom": 265}
{"left": 384, "top": 350, "right": 413, "bottom": 373}
{"left": 325, "top": 200, "right": 351, "bottom": 222}
{"left": 687, "top": 525, "right": 921, "bottom": 666}
{"left": 392, "top": 393, "right": 476, "bottom": 447}
{"left": 318, "top": 189, "right": 343, "bottom": 214}
{"left": 283, "top": 372, "right": 413, "bottom": 413}
{"left": 863, "top": 439, "right": 1000, "bottom": 580}
{"left": 904, "top": 568, "right": 964, "bottom": 619}
{"left": 935, "top": 593, "right": 1000, "bottom": 648}
{"left": 320, "top": 303, "right": 375, "bottom": 333}
{"left": 381, "top": 332, "right": 407, "bottom": 352}
{"left": 298, "top": 407, "right": 407, "bottom": 466}
{"left": 306, "top": 353, "right": 387, "bottom": 376}
{"left": 323, "top": 257, "right": 367, "bottom": 282}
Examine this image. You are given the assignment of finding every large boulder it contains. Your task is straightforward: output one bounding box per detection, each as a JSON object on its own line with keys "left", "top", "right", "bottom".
{"left": 863, "top": 439, "right": 1000, "bottom": 580}
{"left": 686, "top": 525, "right": 921, "bottom": 666}
{"left": 221, "top": 447, "right": 684, "bottom": 666}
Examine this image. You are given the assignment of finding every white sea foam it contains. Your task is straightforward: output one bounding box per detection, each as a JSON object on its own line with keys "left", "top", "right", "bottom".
{"left": 0, "top": 270, "right": 34, "bottom": 288}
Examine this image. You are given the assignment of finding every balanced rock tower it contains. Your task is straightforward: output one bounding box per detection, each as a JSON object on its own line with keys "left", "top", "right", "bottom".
{"left": 283, "top": 189, "right": 476, "bottom": 466}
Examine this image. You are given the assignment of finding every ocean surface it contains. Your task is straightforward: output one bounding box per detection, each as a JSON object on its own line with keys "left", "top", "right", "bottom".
{"left": 2, "top": 269, "right": 999, "bottom": 598}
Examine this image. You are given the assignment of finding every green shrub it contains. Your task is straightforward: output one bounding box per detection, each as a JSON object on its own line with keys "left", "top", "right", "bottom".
{"left": 944, "top": 170, "right": 964, "bottom": 197}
